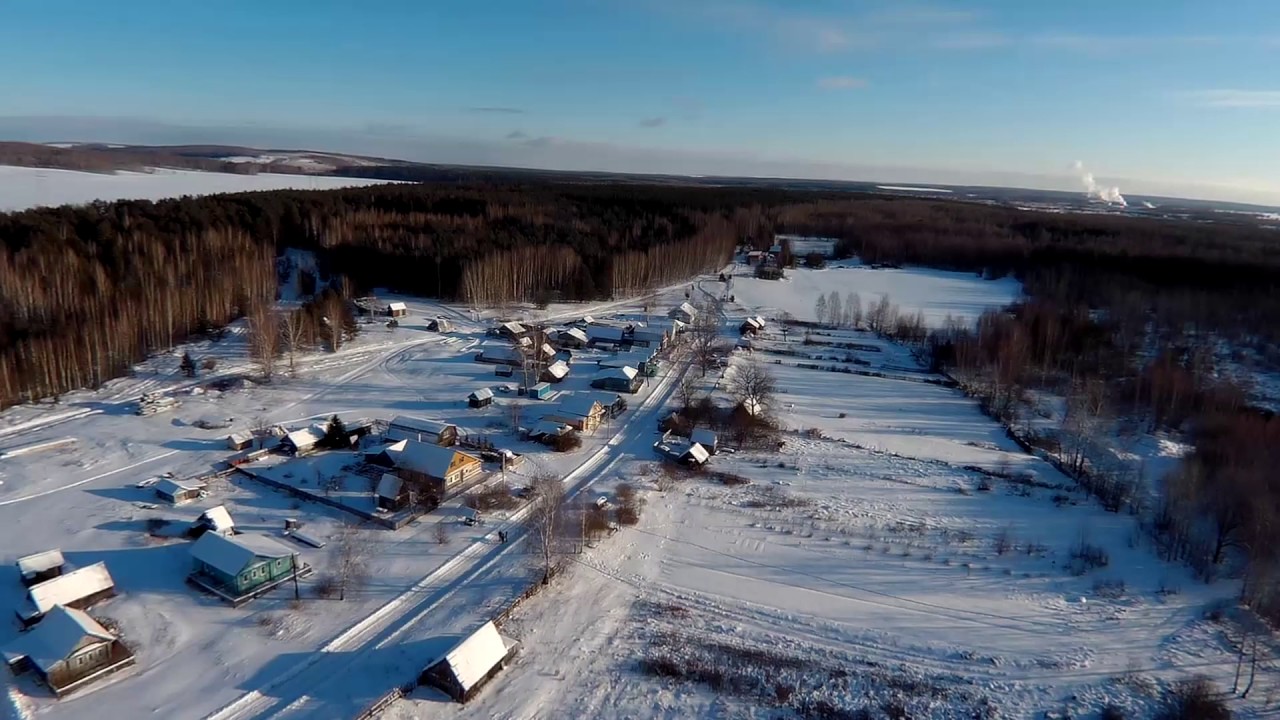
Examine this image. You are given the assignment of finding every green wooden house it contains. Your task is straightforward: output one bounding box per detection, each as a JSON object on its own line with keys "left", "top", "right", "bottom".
{"left": 189, "top": 532, "right": 297, "bottom": 597}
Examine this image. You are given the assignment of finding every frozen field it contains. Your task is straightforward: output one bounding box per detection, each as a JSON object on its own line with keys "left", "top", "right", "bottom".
{"left": 0, "top": 165, "right": 395, "bottom": 212}
{"left": 731, "top": 260, "right": 1022, "bottom": 326}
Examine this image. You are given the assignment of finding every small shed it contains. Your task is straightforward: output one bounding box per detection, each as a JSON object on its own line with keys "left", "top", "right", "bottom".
{"left": 528, "top": 382, "right": 553, "bottom": 401}
{"left": 739, "top": 317, "right": 765, "bottom": 335}
{"left": 387, "top": 416, "right": 459, "bottom": 446}
{"left": 419, "top": 621, "right": 517, "bottom": 703}
{"left": 591, "top": 366, "right": 642, "bottom": 394}
{"left": 226, "top": 431, "right": 254, "bottom": 451}
{"left": 680, "top": 443, "right": 711, "bottom": 467}
{"left": 427, "top": 318, "right": 454, "bottom": 332}
{"left": 541, "top": 360, "right": 570, "bottom": 383}
{"left": 154, "top": 478, "right": 206, "bottom": 505}
{"left": 3, "top": 605, "right": 134, "bottom": 698}
{"left": 19, "top": 563, "right": 116, "bottom": 626}
{"left": 497, "top": 321, "right": 527, "bottom": 340}
{"left": 376, "top": 473, "right": 410, "bottom": 511}
{"left": 280, "top": 426, "right": 324, "bottom": 455}
{"left": 386, "top": 301, "right": 408, "bottom": 318}
{"left": 468, "top": 388, "right": 494, "bottom": 408}
{"left": 691, "top": 428, "right": 719, "bottom": 455}
{"left": 16, "top": 550, "right": 66, "bottom": 587}
{"left": 556, "top": 327, "right": 588, "bottom": 349}
{"left": 668, "top": 302, "right": 698, "bottom": 324}
{"left": 193, "top": 505, "right": 236, "bottom": 537}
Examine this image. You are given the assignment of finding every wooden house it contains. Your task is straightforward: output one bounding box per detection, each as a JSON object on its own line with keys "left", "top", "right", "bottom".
{"left": 419, "top": 621, "right": 516, "bottom": 703}
{"left": 543, "top": 396, "right": 606, "bottom": 433}
{"left": 280, "top": 426, "right": 324, "bottom": 456}
{"left": 680, "top": 443, "right": 711, "bottom": 467}
{"left": 16, "top": 550, "right": 65, "bottom": 587}
{"left": 474, "top": 343, "right": 524, "bottom": 366}
{"left": 496, "top": 321, "right": 527, "bottom": 340}
{"left": 154, "top": 478, "right": 206, "bottom": 505}
{"left": 668, "top": 302, "right": 698, "bottom": 324}
{"left": 192, "top": 505, "right": 236, "bottom": 537}
{"left": 3, "top": 605, "right": 134, "bottom": 697}
{"left": 739, "top": 316, "right": 766, "bottom": 335}
{"left": 629, "top": 327, "right": 667, "bottom": 349}
{"left": 556, "top": 327, "right": 588, "bottom": 349}
{"left": 591, "top": 366, "right": 641, "bottom": 394}
{"left": 18, "top": 563, "right": 116, "bottom": 627}
{"left": 189, "top": 532, "right": 299, "bottom": 600}
{"left": 468, "top": 388, "right": 494, "bottom": 408}
{"left": 585, "top": 324, "right": 626, "bottom": 348}
{"left": 371, "top": 440, "right": 483, "bottom": 497}
{"left": 386, "top": 301, "right": 409, "bottom": 318}
{"left": 226, "top": 431, "right": 254, "bottom": 451}
{"left": 541, "top": 359, "right": 570, "bottom": 383}
{"left": 387, "top": 416, "right": 459, "bottom": 446}
{"left": 585, "top": 392, "right": 628, "bottom": 418}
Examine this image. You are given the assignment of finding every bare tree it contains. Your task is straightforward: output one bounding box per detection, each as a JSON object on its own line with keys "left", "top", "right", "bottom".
{"left": 248, "top": 306, "right": 280, "bottom": 378}
{"left": 690, "top": 301, "right": 725, "bottom": 377}
{"left": 814, "top": 294, "right": 828, "bottom": 326}
{"left": 826, "top": 291, "right": 842, "bottom": 330}
{"left": 281, "top": 310, "right": 308, "bottom": 376}
{"left": 250, "top": 414, "right": 272, "bottom": 449}
{"left": 331, "top": 521, "right": 368, "bottom": 601}
{"left": 320, "top": 293, "right": 346, "bottom": 352}
{"left": 525, "top": 474, "right": 567, "bottom": 584}
{"left": 678, "top": 372, "right": 700, "bottom": 409}
{"left": 509, "top": 401, "right": 525, "bottom": 432}
{"left": 728, "top": 358, "right": 777, "bottom": 413}
{"left": 434, "top": 521, "right": 450, "bottom": 545}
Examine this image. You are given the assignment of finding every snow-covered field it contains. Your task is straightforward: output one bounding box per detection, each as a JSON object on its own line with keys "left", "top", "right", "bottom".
{"left": 730, "top": 260, "right": 1022, "bottom": 326}
{"left": 0, "top": 165, "right": 395, "bottom": 212}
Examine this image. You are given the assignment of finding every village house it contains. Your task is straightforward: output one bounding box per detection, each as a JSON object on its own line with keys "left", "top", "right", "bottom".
{"left": 584, "top": 391, "right": 628, "bottom": 418}
{"left": 679, "top": 443, "right": 711, "bottom": 467}
{"left": 427, "top": 317, "right": 454, "bottom": 332}
{"left": 16, "top": 550, "right": 65, "bottom": 587}
{"left": 600, "top": 350, "right": 657, "bottom": 376}
{"left": 280, "top": 426, "right": 324, "bottom": 456}
{"left": 591, "top": 366, "right": 642, "bottom": 394}
{"left": 739, "top": 316, "right": 766, "bottom": 336}
{"left": 386, "top": 416, "right": 459, "bottom": 446}
{"left": 3, "top": 605, "right": 135, "bottom": 697}
{"left": 585, "top": 324, "right": 626, "bottom": 348}
{"left": 541, "top": 359, "right": 570, "bottom": 383}
{"left": 419, "top": 621, "right": 517, "bottom": 703}
{"left": 691, "top": 428, "right": 719, "bottom": 455}
{"left": 371, "top": 440, "right": 484, "bottom": 498}
{"left": 543, "top": 396, "right": 606, "bottom": 433}
{"left": 629, "top": 326, "right": 667, "bottom": 349}
{"left": 386, "top": 301, "right": 408, "bottom": 318}
{"left": 668, "top": 302, "right": 698, "bottom": 324}
{"left": 468, "top": 387, "right": 494, "bottom": 408}
{"left": 154, "top": 478, "right": 206, "bottom": 505}
{"left": 19, "top": 563, "right": 116, "bottom": 627}
{"left": 189, "top": 532, "right": 302, "bottom": 603}
{"left": 526, "top": 419, "right": 574, "bottom": 445}
{"left": 555, "top": 327, "right": 588, "bottom": 349}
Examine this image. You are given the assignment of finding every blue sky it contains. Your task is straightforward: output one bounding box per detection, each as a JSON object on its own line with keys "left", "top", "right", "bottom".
{"left": 1, "top": 0, "right": 1277, "bottom": 203}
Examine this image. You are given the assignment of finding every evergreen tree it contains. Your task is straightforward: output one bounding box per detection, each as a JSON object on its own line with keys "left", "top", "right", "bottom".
{"left": 321, "top": 414, "right": 350, "bottom": 449}
{"left": 180, "top": 352, "right": 197, "bottom": 378}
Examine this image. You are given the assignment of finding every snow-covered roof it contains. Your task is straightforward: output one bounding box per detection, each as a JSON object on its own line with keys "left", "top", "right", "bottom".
{"left": 228, "top": 430, "right": 254, "bottom": 446}
{"left": 538, "top": 342, "right": 556, "bottom": 357}
{"left": 469, "top": 387, "right": 494, "bottom": 401}
{"left": 631, "top": 327, "right": 666, "bottom": 341}
{"left": 742, "top": 316, "right": 765, "bottom": 330}
{"left": 190, "top": 532, "right": 294, "bottom": 577}
{"left": 198, "top": 505, "right": 235, "bottom": 532}
{"left": 16, "top": 549, "right": 64, "bottom": 579}
{"left": 584, "top": 391, "right": 624, "bottom": 407}
{"left": 740, "top": 398, "right": 763, "bottom": 416}
{"left": 388, "top": 415, "right": 454, "bottom": 438}
{"left": 432, "top": 621, "right": 510, "bottom": 694}
{"left": 12, "top": 605, "right": 114, "bottom": 673}
{"left": 683, "top": 443, "right": 711, "bottom": 464}
{"left": 27, "top": 563, "right": 115, "bottom": 616}
{"left": 600, "top": 351, "right": 650, "bottom": 368}
{"left": 387, "top": 301, "right": 407, "bottom": 312}
{"left": 500, "top": 321, "right": 526, "bottom": 335}
{"left": 384, "top": 440, "right": 480, "bottom": 480}
{"left": 585, "top": 325, "right": 626, "bottom": 342}
{"left": 284, "top": 427, "right": 323, "bottom": 449}
{"left": 530, "top": 382, "right": 551, "bottom": 392}
{"left": 376, "top": 473, "right": 403, "bottom": 499}
{"left": 557, "top": 395, "right": 604, "bottom": 419}
{"left": 691, "top": 428, "right": 717, "bottom": 447}
{"left": 561, "top": 328, "right": 588, "bottom": 343}
{"left": 477, "top": 344, "right": 522, "bottom": 363}
{"left": 592, "top": 366, "right": 638, "bottom": 382}
{"left": 154, "top": 477, "right": 203, "bottom": 497}
{"left": 544, "top": 360, "right": 570, "bottom": 379}
{"left": 669, "top": 302, "right": 698, "bottom": 319}
{"left": 530, "top": 420, "right": 571, "bottom": 438}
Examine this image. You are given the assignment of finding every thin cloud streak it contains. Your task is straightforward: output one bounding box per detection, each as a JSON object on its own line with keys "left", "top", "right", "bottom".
{"left": 639, "top": 117, "right": 667, "bottom": 128}
{"left": 1185, "top": 90, "right": 1280, "bottom": 108}
{"left": 467, "top": 106, "right": 526, "bottom": 114}
{"left": 817, "top": 76, "right": 868, "bottom": 90}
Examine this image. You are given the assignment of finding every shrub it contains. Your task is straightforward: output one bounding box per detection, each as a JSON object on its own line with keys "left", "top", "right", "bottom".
{"left": 312, "top": 574, "right": 341, "bottom": 599}
{"left": 1156, "top": 676, "right": 1230, "bottom": 720}
{"left": 1101, "top": 704, "right": 1128, "bottom": 720}
{"left": 1069, "top": 537, "right": 1110, "bottom": 575}
{"left": 551, "top": 433, "right": 582, "bottom": 452}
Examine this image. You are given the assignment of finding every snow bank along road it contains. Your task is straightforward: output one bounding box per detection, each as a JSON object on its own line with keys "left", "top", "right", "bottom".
{"left": 203, "top": 355, "right": 688, "bottom": 720}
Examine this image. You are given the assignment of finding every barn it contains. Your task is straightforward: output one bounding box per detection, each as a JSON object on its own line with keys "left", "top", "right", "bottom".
{"left": 18, "top": 563, "right": 116, "bottom": 626}
{"left": 376, "top": 473, "right": 411, "bottom": 511}
{"left": 419, "top": 621, "right": 517, "bottom": 703}
{"left": 154, "top": 478, "right": 206, "bottom": 505}
{"left": 468, "top": 388, "right": 494, "bottom": 408}
{"left": 387, "top": 416, "right": 459, "bottom": 446}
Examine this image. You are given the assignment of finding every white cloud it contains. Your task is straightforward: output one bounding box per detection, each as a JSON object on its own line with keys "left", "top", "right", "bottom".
{"left": 817, "top": 76, "right": 868, "bottom": 90}
{"left": 1185, "top": 90, "right": 1280, "bottom": 108}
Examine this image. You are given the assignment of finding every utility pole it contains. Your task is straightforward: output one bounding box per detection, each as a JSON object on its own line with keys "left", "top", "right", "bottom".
{"left": 291, "top": 553, "right": 300, "bottom": 601}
